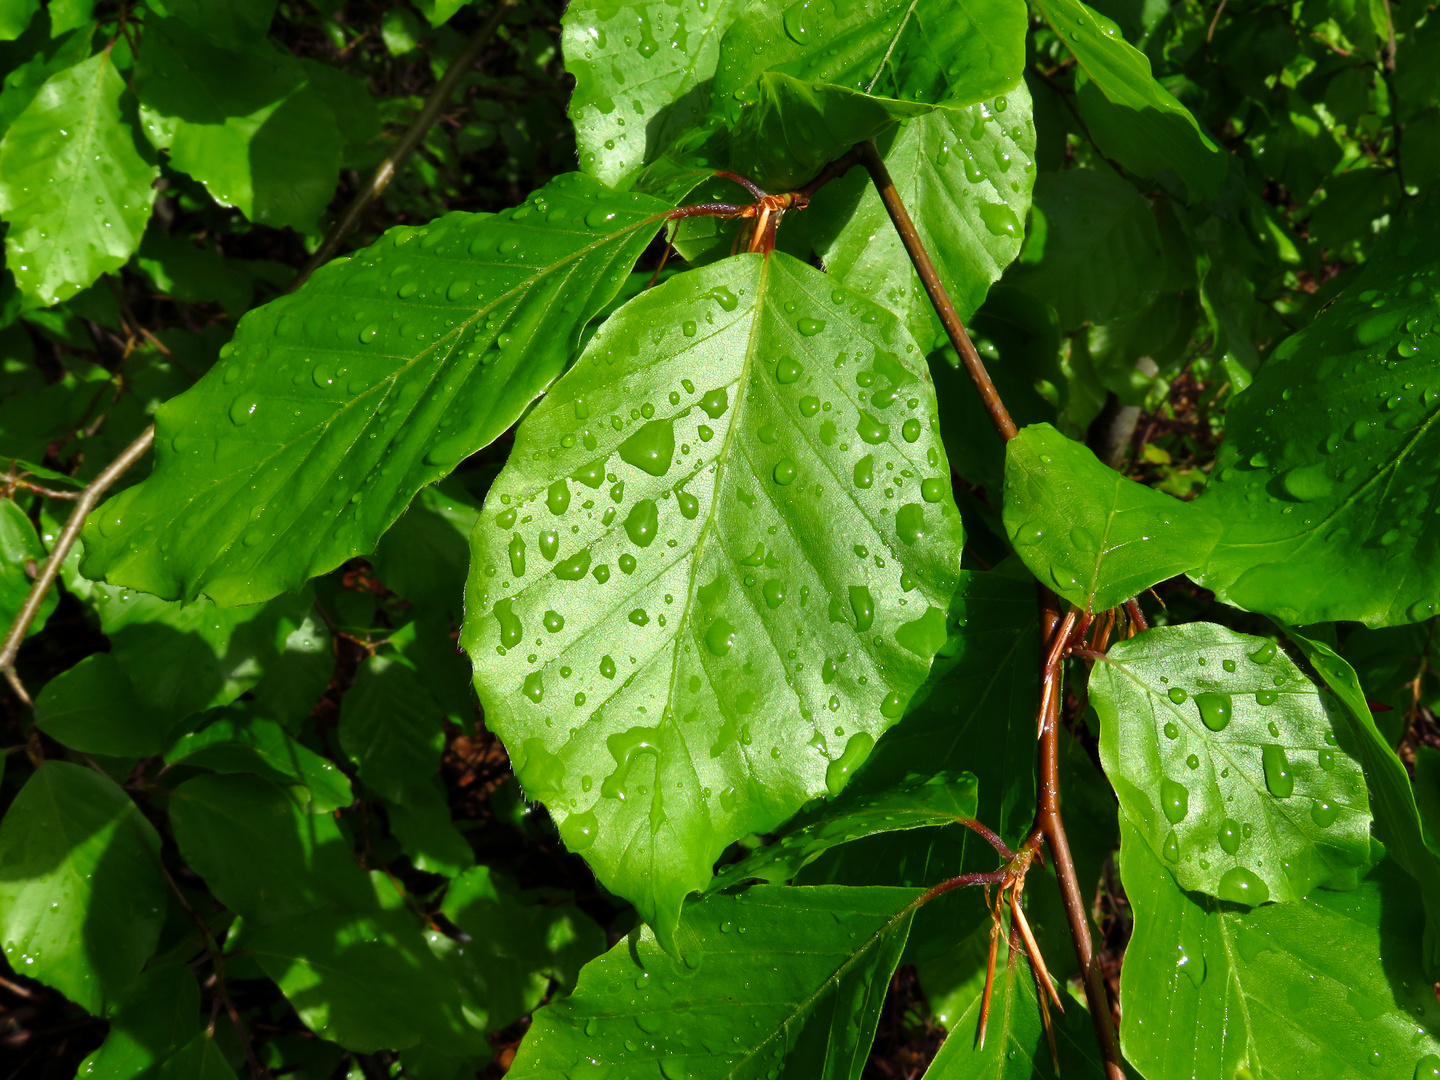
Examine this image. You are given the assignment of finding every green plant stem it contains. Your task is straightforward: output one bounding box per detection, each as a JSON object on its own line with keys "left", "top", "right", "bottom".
{"left": 291, "top": 0, "right": 517, "bottom": 290}
{"left": 855, "top": 140, "right": 1018, "bottom": 442}
{"left": 0, "top": 424, "right": 156, "bottom": 704}
{"left": 1036, "top": 590, "right": 1126, "bottom": 1080}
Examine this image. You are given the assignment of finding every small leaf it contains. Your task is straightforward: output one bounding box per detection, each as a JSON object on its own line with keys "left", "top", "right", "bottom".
{"left": 507, "top": 886, "right": 920, "bottom": 1080}
{"left": 136, "top": 19, "right": 342, "bottom": 235}
{"left": 0, "top": 51, "right": 158, "bottom": 305}
{"left": 1192, "top": 201, "right": 1440, "bottom": 628}
{"left": 155, "top": 1033, "right": 239, "bottom": 1080}
{"left": 0, "top": 497, "right": 54, "bottom": 635}
{"left": 1003, "top": 423, "right": 1220, "bottom": 612}
{"left": 158, "top": 0, "right": 276, "bottom": 43}
{"left": 1091, "top": 623, "right": 1372, "bottom": 905}
{"left": 33, "top": 652, "right": 171, "bottom": 757}
{"left": 1118, "top": 820, "right": 1440, "bottom": 1080}
{"left": 0, "top": 763, "right": 166, "bottom": 1014}
{"left": 462, "top": 251, "right": 964, "bottom": 950}
{"left": 81, "top": 174, "right": 673, "bottom": 607}
{"left": 77, "top": 964, "right": 201, "bottom": 1080}
{"left": 1005, "top": 170, "right": 1165, "bottom": 331}
{"left": 563, "top": 0, "right": 747, "bottom": 187}
{"left": 339, "top": 650, "right": 445, "bottom": 804}
{"left": 711, "top": 770, "right": 976, "bottom": 890}
{"left": 412, "top": 0, "right": 470, "bottom": 28}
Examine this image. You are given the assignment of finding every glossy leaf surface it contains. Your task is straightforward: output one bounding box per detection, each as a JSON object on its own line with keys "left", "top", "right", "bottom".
{"left": 0, "top": 52, "right": 157, "bottom": 305}
{"left": 711, "top": 769, "right": 977, "bottom": 889}
{"left": 1003, "top": 424, "right": 1220, "bottom": 613}
{"left": 507, "top": 885, "right": 920, "bottom": 1080}
{"left": 1092, "top": 623, "right": 1371, "bottom": 905}
{"left": 1033, "top": 0, "right": 1223, "bottom": 202}
{"left": 562, "top": 0, "right": 747, "bottom": 187}
{"left": 463, "top": 251, "right": 963, "bottom": 949}
{"left": 1192, "top": 207, "right": 1440, "bottom": 627}
{"left": 80, "top": 174, "right": 672, "bottom": 606}
{"left": 0, "top": 763, "right": 165, "bottom": 1014}
{"left": 808, "top": 88, "right": 1035, "bottom": 348}
{"left": 1119, "top": 821, "right": 1440, "bottom": 1079}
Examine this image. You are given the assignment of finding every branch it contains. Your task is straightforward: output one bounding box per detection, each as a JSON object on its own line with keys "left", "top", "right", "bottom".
{"left": 1034, "top": 588, "right": 1126, "bottom": 1079}
{"left": 291, "top": 0, "right": 517, "bottom": 291}
{"left": 0, "top": 425, "right": 156, "bottom": 701}
{"left": 855, "top": 141, "right": 1018, "bottom": 442}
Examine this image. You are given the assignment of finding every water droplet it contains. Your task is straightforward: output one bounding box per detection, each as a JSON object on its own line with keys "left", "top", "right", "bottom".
{"left": 623, "top": 499, "right": 659, "bottom": 547}
{"left": 1281, "top": 463, "right": 1333, "bottom": 502}
{"left": 1255, "top": 689, "right": 1277, "bottom": 706}
{"left": 1262, "top": 744, "right": 1294, "bottom": 798}
{"left": 523, "top": 671, "right": 544, "bottom": 703}
{"left": 825, "top": 732, "right": 874, "bottom": 796}
{"left": 849, "top": 585, "right": 874, "bottom": 631}
{"left": 880, "top": 690, "right": 906, "bottom": 718}
{"left": 797, "top": 317, "right": 825, "bottom": 336}
{"left": 1218, "top": 818, "right": 1242, "bottom": 855}
{"left": 1168, "top": 687, "right": 1188, "bottom": 704}
{"left": 895, "top": 504, "right": 925, "bottom": 545}
{"left": 539, "top": 530, "right": 559, "bottom": 560}
{"left": 854, "top": 455, "right": 874, "bottom": 488}
{"left": 978, "top": 203, "right": 1020, "bottom": 238}
{"left": 706, "top": 618, "right": 736, "bottom": 657}
{"left": 1163, "top": 830, "right": 1179, "bottom": 861}
{"left": 229, "top": 397, "right": 259, "bottom": 425}
{"left": 1248, "top": 641, "right": 1277, "bottom": 664}
{"left": 677, "top": 489, "right": 699, "bottom": 518}
{"left": 494, "top": 598, "right": 523, "bottom": 648}
{"left": 782, "top": 0, "right": 813, "bottom": 42}
{"left": 763, "top": 579, "right": 786, "bottom": 608}
{"left": 618, "top": 419, "right": 676, "bottom": 476}
{"left": 547, "top": 479, "right": 571, "bottom": 515}
{"left": 1160, "top": 778, "right": 1189, "bottom": 823}
{"left": 857, "top": 411, "right": 889, "bottom": 444}
{"left": 901, "top": 418, "right": 921, "bottom": 443}
{"left": 1318, "top": 747, "right": 1335, "bottom": 770}
{"left": 1196, "top": 693, "right": 1232, "bottom": 731}
{"left": 544, "top": 610, "right": 565, "bottom": 633}
{"left": 775, "top": 356, "right": 803, "bottom": 384}
{"left": 1163, "top": 722, "right": 1179, "bottom": 739}
{"left": 1216, "top": 866, "right": 1269, "bottom": 905}
{"left": 700, "top": 388, "right": 729, "bottom": 418}
{"left": 709, "top": 286, "right": 739, "bottom": 311}
{"left": 629, "top": 608, "right": 650, "bottom": 626}
{"left": 920, "top": 477, "right": 945, "bottom": 502}
{"left": 1311, "top": 798, "right": 1339, "bottom": 827}
{"left": 554, "top": 549, "right": 591, "bottom": 580}
{"left": 600, "top": 654, "right": 616, "bottom": 679}
{"left": 359, "top": 324, "right": 380, "bottom": 344}
{"left": 1414, "top": 1053, "right": 1440, "bottom": 1079}
{"left": 565, "top": 810, "right": 599, "bottom": 851}
{"left": 586, "top": 207, "right": 618, "bottom": 229}
{"left": 1186, "top": 754, "right": 1200, "bottom": 770}
{"left": 773, "top": 458, "right": 797, "bottom": 485}
{"left": 508, "top": 533, "right": 526, "bottom": 576}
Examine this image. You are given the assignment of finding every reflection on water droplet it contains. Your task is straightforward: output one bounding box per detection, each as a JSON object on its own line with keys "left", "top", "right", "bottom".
{"left": 1196, "top": 693, "right": 1232, "bottom": 731}
{"left": 565, "top": 810, "right": 599, "bottom": 851}
{"left": 1262, "top": 744, "right": 1294, "bottom": 798}
{"left": 1168, "top": 687, "right": 1188, "bottom": 704}
{"left": 706, "top": 618, "right": 736, "bottom": 657}
{"left": 825, "top": 732, "right": 874, "bottom": 796}
{"left": 896, "top": 504, "right": 925, "bottom": 545}
{"left": 1248, "top": 641, "right": 1277, "bottom": 664}
{"left": 624, "top": 499, "right": 659, "bottom": 547}
{"left": 1218, "top": 818, "right": 1242, "bottom": 855}
{"left": 775, "top": 356, "right": 803, "bottom": 384}
{"left": 1160, "top": 778, "right": 1189, "bottom": 823}
{"left": 1311, "top": 798, "right": 1339, "bottom": 827}
{"left": 849, "top": 586, "right": 874, "bottom": 631}
{"left": 1217, "top": 866, "right": 1269, "bottom": 905}
{"left": 494, "top": 598, "right": 523, "bottom": 647}
{"left": 773, "top": 458, "right": 797, "bottom": 485}
{"left": 618, "top": 419, "right": 676, "bottom": 476}
{"left": 854, "top": 455, "right": 874, "bottom": 489}
{"left": 856, "top": 411, "right": 889, "bottom": 444}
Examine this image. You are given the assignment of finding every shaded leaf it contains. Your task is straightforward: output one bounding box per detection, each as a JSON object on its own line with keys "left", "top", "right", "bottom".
{"left": 0, "top": 51, "right": 157, "bottom": 305}
{"left": 0, "top": 0, "right": 38, "bottom": 40}
{"left": 461, "top": 251, "right": 963, "bottom": 950}
{"left": 77, "top": 963, "right": 201, "bottom": 1080}
{"left": 370, "top": 476, "right": 485, "bottom": 618}
{"left": 339, "top": 650, "right": 445, "bottom": 804}
{"left": 1091, "top": 623, "right": 1372, "bottom": 905}
{"left": 507, "top": 886, "right": 920, "bottom": 1080}
{"left": 711, "top": 770, "right": 977, "bottom": 890}
{"left": 155, "top": 1033, "right": 239, "bottom": 1080}
{"left": 158, "top": 0, "right": 276, "bottom": 43}
{"left": 0, "top": 763, "right": 166, "bottom": 1014}
{"left": 386, "top": 779, "right": 474, "bottom": 877}
{"left": 0, "top": 496, "right": 52, "bottom": 635}
{"left": 81, "top": 174, "right": 673, "bottom": 607}
{"left": 1192, "top": 201, "right": 1440, "bottom": 627}
{"left": 1003, "top": 423, "right": 1220, "bottom": 612}
{"left": 33, "top": 653, "right": 172, "bottom": 757}
{"left": 1118, "top": 820, "right": 1440, "bottom": 1080}
{"left": 247, "top": 612, "right": 333, "bottom": 731}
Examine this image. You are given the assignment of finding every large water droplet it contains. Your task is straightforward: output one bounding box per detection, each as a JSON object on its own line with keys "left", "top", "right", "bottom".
{"left": 1281, "top": 463, "right": 1333, "bottom": 502}
{"left": 547, "top": 479, "right": 571, "bottom": 515}
{"left": 1196, "top": 692, "right": 1232, "bottom": 731}
{"left": 849, "top": 586, "right": 874, "bottom": 631}
{"left": 782, "top": 0, "right": 812, "bottom": 43}
{"left": 523, "top": 670, "right": 544, "bottom": 703}
{"left": 554, "top": 549, "right": 591, "bottom": 580}
{"left": 979, "top": 203, "right": 1020, "bottom": 238}
{"left": 1262, "top": 744, "right": 1294, "bottom": 798}
{"left": 1168, "top": 687, "right": 1188, "bottom": 704}
{"left": 1216, "top": 866, "right": 1269, "bottom": 905}
{"left": 773, "top": 458, "right": 797, "bottom": 485}
{"left": 1310, "top": 798, "right": 1339, "bottom": 827}
{"left": 618, "top": 419, "right": 676, "bottom": 476}
{"left": 706, "top": 618, "right": 736, "bottom": 657}
{"left": 494, "top": 598, "right": 523, "bottom": 648}
{"left": 508, "top": 534, "right": 526, "bottom": 577}
{"left": 1160, "top": 777, "right": 1189, "bottom": 823}
{"left": 895, "top": 503, "right": 925, "bottom": 545}
{"left": 775, "top": 356, "right": 803, "bottom": 384}
{"left": 564, "top": 809, "right": 599, "bottom": 851}
{"left": 856, "top": 412, "right": 889, "bottom": 444}
{"left": 825, "top": 732, "right": 874, "bottom": 796}
{"left": 624, "top": 499, "right": 659, "bottom": 547}
{"left": 1248, "top": 641, "right": 1277, "bottom": 664}
{"left": 700, "top": 387, "right": 729, "bottom": 418}
{"left": 854, "top": 455, "right": 874, "bottom": 488}
{"left": 539, "top": 530, "right": 559, "bottom": 560}
{"left": 1217, "top": 818, "right": 1242, "bottom": 855}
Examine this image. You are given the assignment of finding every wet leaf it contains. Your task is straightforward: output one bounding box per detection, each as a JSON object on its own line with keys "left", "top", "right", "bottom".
{"left": 461, "top": 251, "right": 963, "bottom": 950}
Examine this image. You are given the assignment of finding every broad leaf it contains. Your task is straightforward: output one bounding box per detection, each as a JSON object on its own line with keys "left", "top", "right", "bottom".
{"left": 507, "top": 885, "right": 920, "bottom": 1080}
{"left": 1003, "top": 423, "right": 1221, "bottom": 612}
{"left": 1282, "top": 625, "right": 1440, "bottom": 962}
{"left": 0, "top": 763, "right": 166, "bottom": 1014}
{"left": 1033, "top": 0, "right": 1223, "bottom": 202}
{"left": 248, "top": 612, "right": 333, "bottom": 730}
{"left": 1118, "top": 821, "right": 1440, "bottom": 1080}
{"left": 0, "top": 25, "right": 93, "bottom": 133}
{"left": 461, "top": 251, "right": 964, "bottom": 950}
{"left": 1005, "top": 169, "right": 1164, "bottom": 331}
{"left": 33, "top": 653, "right": 172, "bottom": 756}
{"left": 1192, "top": 202, "right": 1440, "bottom": 627}
{"left": 711, "top": 769, "right": 977, "bottom": 889}
{"left": 370, "top": 476, "right": 483, "bottom": 618}
{"left": 386, "top": 778, "right": 474, "bottom": 876}
{"left": 165, "top": 711, "right": 353, "bottom": 812}
{"left": 80, "top": 174, "right": 673, "bottom": 607}
{"left": 0, "top": 496, "right": 53, "bottom": 635}
{"left": 0, "top": 51, "right": 158, "bottom": 305}
{"left": 159, "top": 0, "right": 276, "bottom": 43}
{"left": 562, "top": 0, "right": 748, "bottom": 187}
{"left": 1091, "top": 623, "right": 1372, "bottom": 905}
{"left": 339, "top": 650, "right": 445, "bottom": 803}
{"left": 155, "top": 1034, "right": 239, "bottom": 1080}
{"left": 136, "top": 19, "right": 343, "bottom": 235}
{"left": 806, "top": 87, "right": 1036, "bottom": 350}
{"left": 0, "top": 0, "right": 38, "bottom": 39}
{"left": 77, "top": 963, "right": 200, "bottom": 1080}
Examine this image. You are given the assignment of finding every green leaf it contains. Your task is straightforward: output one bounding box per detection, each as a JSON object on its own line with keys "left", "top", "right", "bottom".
{"left": 439, "top": 865, "right": 606, "bottom": 1032}
{"left": 135, "top": 228, "right": 260, "bottom": 318}
{"left": 0, "top": 0, "right": 39, "bottom": 40}
{"left": 711, "top": 770, "right": 976, "bottom": 890}
{"left": 136, "top": 19, "right": 342, "bottom": 235}
{"left": 1280, "top": 625, "right": 1440, "bottom": 961}
{"left": 805, "top": 89, "right": 1035, "bottom": 349}
{"left": 370, "top": 477, "right": 484, "bottom": 617}
{"left": 247, "top": 906, "right": 476, "bottom": 1056}
{"left": 165, "top": 710, "right": 353, "bottom": 812}
{"left": 1032, "top": 0, "right": 1223, "bottom": 202}
{"left": 1005, "top": 169, "right": 1164, "bottom": 331}
{"left": 155, "top": 1033, "right": 239, "bottom": 1080}
{"left": 48, "top": 0, "right": 94, "bottom": 35}
{"left": 386, "top": 779, "right": 473, "bottom": 877}
{"left": 562, "top": 0, "right": 748, "bottom": 187}
{"left": 1091, "top": 623, "right": 1372, "bottom": 906}
{"left": 76, "top": 963, "right": 200, "bottom": 1080}
{"left": 168, "top": 772, "right": 373, "bottom": 924}
{"left": 0, "top": 496, "right": 52, "bottom": 635}
{"left": 339, "top": 650, "right": 445, "bottom": 803}
{"left": 461, "top": 251, "right": 964, "bottom": 950}
{"left": 0, "top": 25, "right": 93, "bottom": 132}
{"left": 918, "top": 915, "right": 1115, "bottom": 1079}
{"left": 0, "top": 51, "right": 158, "bottom": 305}
{"left": 297, "top": 57, "right": 380, "bottom": 169}
{"left": 33, "top": 653, "right": 172, "bottom": 756}
{"left": 1117, "top": 820, "right": 1440, "bottom": 1080}
{"left": 0, "top": 762, "right": 166, "bottom": 1014}
{"left": 1191, "top": 201, "right": 1440, "bottom": 628}
{"left": 507, "top": 885, "right": 920, "bottom": 1080}
{"left": 1002, "top": 423, "right": 1221, "bottom": 612}
{"left": 247, "top": 612, "right": 333, "bottom": 731}
{"left": 413, "top": 0, "right": 469, "bottom": 28}
{"left": 80, "top": 174, "right": 673, "bottom": 607}
{"left": 155, "top": 0, "right": 275, "bottom": 43}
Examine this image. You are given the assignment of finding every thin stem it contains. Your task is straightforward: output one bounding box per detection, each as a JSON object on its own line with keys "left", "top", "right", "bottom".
{"left": 916, "top": 868, "right": 1008, "bottom": 906}
{"left": 291, "top": 0, "right": 517, "bottom": 291}
{"left": 956, "top": 817, "right": 1017, "bottom": 861}
{"left": 1034, "top": 587, "right": 1125, "bottom": 1079}
{"left": 1124, "top": 597, "right": 1149, "bottom": 634}
{"left": 0, "top": 426, "right": 155, "bottom": 689}
{"left": 855, "top": 141, "right": 1018, "bottom": 442}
